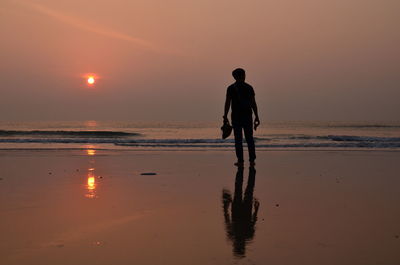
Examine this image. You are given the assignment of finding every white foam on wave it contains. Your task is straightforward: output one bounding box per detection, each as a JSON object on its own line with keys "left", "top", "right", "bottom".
{"left": 1, "top": 134, "right": 400, "bottom": 148}
{"left": 1, "top": 139, "right": 400, "bottom": 148}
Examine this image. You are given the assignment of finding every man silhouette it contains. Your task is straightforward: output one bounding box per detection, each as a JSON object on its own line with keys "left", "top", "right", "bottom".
{"left": 223, "top": 68, "right": 260, "bottom": 167}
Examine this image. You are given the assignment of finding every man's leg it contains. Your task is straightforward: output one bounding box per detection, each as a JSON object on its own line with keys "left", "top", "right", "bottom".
{"left": 244, "top": 124, "right": 256, "bottom": 162}
{"left": 233, "top": 126, "right": 244, "bottom": 163}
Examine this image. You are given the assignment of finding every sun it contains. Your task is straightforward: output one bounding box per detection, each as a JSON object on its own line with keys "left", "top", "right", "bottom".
{"left": 83, "top": 73, "right": 99, "bottom": 87}
{"left": 87, "top": 76, "right": 95, "bottom": 85}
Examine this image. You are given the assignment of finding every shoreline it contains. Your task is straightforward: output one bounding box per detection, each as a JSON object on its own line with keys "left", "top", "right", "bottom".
{"left": 1, "top": 146, "right": 400, "bottom": 152}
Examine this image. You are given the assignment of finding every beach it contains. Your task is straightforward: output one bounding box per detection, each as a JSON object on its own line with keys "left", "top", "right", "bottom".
{"left": 1, "top": 149, "right": 399, "bottom": 265}
{"left": 3, "top": 0, "right": 400, "bottom": 263}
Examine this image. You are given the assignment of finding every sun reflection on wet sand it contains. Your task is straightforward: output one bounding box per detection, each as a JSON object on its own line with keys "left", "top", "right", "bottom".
{"left": 85, "top": 169, "right": 98, "bottom": 199}
{"left": 84, "top": 145, "right": 97, "bottom": 156}
{"left": 87, "top": 175, "right": 95, "bottom": 190}
{"left": 87, "top": 149, "right": 96, "bottom": 156}
{"left": 84, "top": 146, "right": 99, "bottom": 199}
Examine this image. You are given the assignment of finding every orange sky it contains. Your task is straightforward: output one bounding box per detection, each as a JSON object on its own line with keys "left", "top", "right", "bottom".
{"left": 0, "top": 0, "right": 399, "bottom": 121}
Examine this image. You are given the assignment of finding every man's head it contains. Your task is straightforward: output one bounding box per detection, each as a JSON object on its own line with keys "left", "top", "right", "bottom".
{"left": 232, "top": 68, "right": 246, "bottom": 82}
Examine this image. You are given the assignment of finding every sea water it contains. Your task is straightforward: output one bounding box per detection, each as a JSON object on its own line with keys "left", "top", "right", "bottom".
{"left": 0, "top": 121, "right": 399, "bottom": 150}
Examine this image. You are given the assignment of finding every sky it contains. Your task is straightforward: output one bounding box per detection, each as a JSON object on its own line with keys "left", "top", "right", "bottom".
{"left": 1, "top": 0, "right": 399, "bottom": 122}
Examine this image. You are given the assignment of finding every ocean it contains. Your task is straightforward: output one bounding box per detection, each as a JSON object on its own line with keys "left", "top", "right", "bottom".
{"left": 0, "top": 121, "right": 399, "bottom": 150}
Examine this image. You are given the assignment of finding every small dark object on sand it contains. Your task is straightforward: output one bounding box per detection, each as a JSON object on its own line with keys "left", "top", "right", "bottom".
{"left": 0, "top": 178, "right": 3, "bottom": 180}
{"left": 140, "top": 172, "right": 157, "bottom": 176}
{"left": 275, "top": 204, "right": 280, "bottom": 207}
{"left": 76, "top": 169, "right": 79, "bottom": 172}
{"left": 48, "top": 172, "right": 52, "bottom": 175}
{"left": 395, "top": 235, "right": 399, "bottom": 239}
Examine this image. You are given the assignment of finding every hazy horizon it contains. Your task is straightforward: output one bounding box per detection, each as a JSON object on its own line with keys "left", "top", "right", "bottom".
{"left": 1, "top": 0, "right": 399, "bottom": 122}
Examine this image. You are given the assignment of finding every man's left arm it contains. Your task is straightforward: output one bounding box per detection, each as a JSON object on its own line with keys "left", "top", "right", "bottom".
{"left": 250, "top": 88, "right": 260, "bottom": 130}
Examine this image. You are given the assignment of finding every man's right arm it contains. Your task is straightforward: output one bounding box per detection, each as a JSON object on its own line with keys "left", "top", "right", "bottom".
{"left": 223, "top": 89, "right": 231, "bottom": 122}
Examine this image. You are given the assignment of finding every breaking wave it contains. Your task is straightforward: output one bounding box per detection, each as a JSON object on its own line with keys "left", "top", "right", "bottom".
{"left": 0, "top": 130, "right": 140, "bottom": 137}
{"left": 286, "top": 135, "right": 400, "bottom": 142}
{"left": 325, "top": 124, "right": 400, "bottom": 129}
{"left": 0, "top": 135, "right": 399, "bottom": 149}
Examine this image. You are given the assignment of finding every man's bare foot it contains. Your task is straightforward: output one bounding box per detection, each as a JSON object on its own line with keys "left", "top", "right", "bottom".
{"left": 234, "top": 161, "right": 244, "bottom": 167}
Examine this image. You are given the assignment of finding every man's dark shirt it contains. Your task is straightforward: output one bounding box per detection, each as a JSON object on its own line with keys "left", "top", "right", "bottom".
{"left": 227, "top": 82, "right": 255, "bottom": 125}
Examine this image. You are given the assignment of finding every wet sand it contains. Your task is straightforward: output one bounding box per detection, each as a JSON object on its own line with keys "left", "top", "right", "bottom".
{"left": 1, "top": 150, "right": 400, "bottom": 265}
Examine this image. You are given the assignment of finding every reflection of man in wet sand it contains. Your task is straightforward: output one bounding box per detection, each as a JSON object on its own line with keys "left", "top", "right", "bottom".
{"left": 222, "top": 166, "right": 259, "bottom": 258}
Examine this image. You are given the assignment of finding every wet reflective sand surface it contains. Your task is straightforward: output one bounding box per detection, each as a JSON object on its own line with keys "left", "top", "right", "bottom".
{"left": 1, "top": 150, "right": 400, "bottom": 265}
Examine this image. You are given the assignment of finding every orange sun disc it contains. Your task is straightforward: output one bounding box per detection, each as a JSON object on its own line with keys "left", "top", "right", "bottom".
{"left": 87, "top": 76, "right": 95, "bottom": 85}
